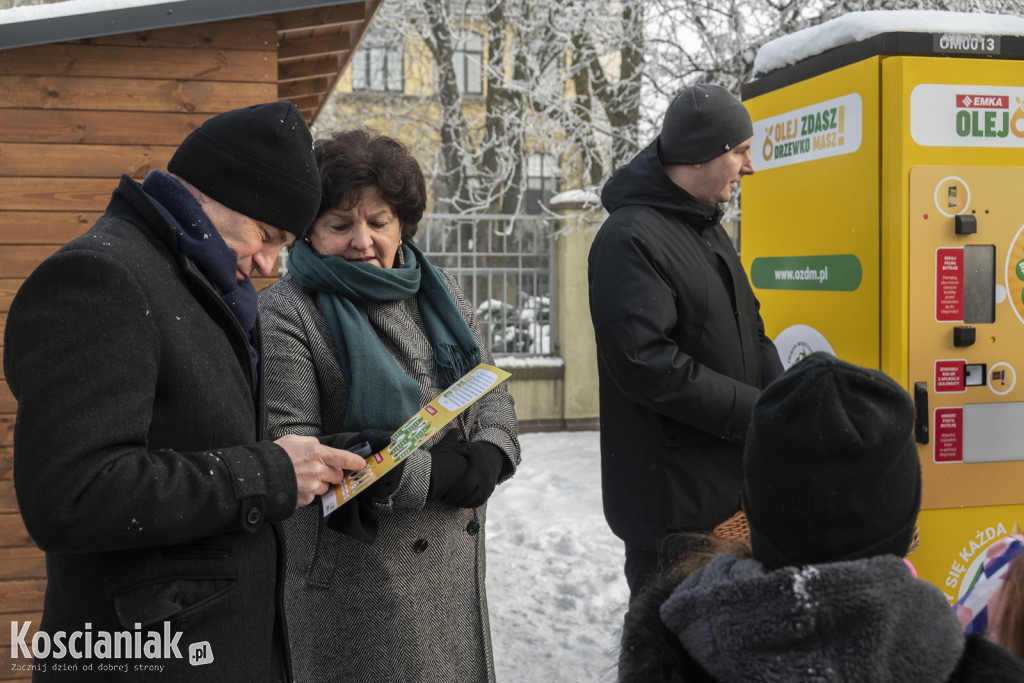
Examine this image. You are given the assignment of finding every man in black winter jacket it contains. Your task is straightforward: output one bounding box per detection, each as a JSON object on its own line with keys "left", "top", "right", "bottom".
{"left": 4, "top": 102, "right": 368, "bottom": 681}
{"left": 588, "top": 85, "right": 783, "bottom": 598}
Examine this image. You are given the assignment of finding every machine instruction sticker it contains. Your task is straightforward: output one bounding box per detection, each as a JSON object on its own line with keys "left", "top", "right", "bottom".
{"left": 935, "top": 360, "right": 966, "bottom": 393}
{"left": 934, "top": 407, "right": 963, "bottom": 463}
{"left": 752, "top": 93, "right": 863, "bottom": 171}
{"left": 910, "top": 84, "right": 1024, "bottom": 148}
{"left": 935, "top": 247, "right": 964, "bottom": 321}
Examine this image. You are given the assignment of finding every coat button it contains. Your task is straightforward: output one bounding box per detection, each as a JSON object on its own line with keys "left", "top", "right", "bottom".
{"left": 412, "top": 539, "right": 428, "bottom": 553}
{"left": 466, "top": 521, "right": 480, "bottom": 535}
{"left": 246, "top": 507, "right": 262, "bottom": 525}
{"left": 173, "top": 618, "right": 189, "bottom": 632}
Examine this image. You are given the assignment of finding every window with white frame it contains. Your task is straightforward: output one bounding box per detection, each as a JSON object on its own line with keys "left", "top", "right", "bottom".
{"left": 453, "top": 32, "right": 484, "bottom": 96}
{"left": 525, "top": 153, "right": 560, "bottom": 214}
{"left": 351, "top": 37, "right": 404, "bottom": 93}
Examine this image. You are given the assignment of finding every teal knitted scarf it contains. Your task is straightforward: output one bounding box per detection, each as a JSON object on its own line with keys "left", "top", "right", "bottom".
{"left": 287, "top": 239, "right": 480, "bottom": 431}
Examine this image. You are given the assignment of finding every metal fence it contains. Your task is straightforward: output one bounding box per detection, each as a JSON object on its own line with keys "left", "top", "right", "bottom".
{"left": 418, "top": 214, "right": 555, "bottom": 357}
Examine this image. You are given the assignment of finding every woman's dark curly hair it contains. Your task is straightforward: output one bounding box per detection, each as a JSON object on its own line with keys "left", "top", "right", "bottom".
{"left": 313, "top": 129, "right": 427, "bottom": 239}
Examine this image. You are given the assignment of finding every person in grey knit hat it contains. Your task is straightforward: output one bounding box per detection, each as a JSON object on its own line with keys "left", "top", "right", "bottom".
{"left": 4, "top": 101, "right": 369, "bottom": 681}
{"left": 589, "top": 81, "right": 783, "bottom": 604}
{"left": 617, "top": 353, "right": 1024, "bottom": 682}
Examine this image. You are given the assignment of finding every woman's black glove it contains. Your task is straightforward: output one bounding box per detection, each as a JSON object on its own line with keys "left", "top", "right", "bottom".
{"left": 427, "top": 430, "right": 467, "bottom": 500}
{"left": 324, "top": 428, "right": 400, "bottom": 544}
{"left": 441, "top": 441, "right": 505, "bottom": 509}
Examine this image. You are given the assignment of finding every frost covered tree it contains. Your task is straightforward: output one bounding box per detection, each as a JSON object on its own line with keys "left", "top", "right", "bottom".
{"left": 319, "top": 0, "right": 1024, "bottom": 216}
{"left": 320, "top": 0, "right": 644, "bottom": 214}
{"left": 8, "top": 0, "right": 1021, "bottom": 216}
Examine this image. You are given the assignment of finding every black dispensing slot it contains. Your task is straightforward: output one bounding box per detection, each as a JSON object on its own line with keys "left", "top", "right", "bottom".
{"left": 953, "top": 325, "right": 976, "bottom": 347}
{"left": 914, "top": 382, "right": 929, "bottom": 444}
{"left": 955, "top": 214, "right": 977, "bottom": 234}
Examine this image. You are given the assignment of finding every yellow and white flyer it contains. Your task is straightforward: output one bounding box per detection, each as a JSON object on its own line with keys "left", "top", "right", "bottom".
{"left": 321, "top": 362, "right": 512, "bottom": 515}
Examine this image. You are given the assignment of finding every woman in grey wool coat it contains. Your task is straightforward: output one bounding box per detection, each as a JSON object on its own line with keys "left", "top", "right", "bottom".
{"left": 258, "top": 128, "right": 520, "bottom": 682}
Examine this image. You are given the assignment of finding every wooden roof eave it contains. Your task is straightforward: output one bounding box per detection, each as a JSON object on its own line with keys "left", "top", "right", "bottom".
{"left": 272, "top": 1, "right": 383, "bottom": 123}
{"left": 0, "top": 0, "right": 383, "bottom": 126}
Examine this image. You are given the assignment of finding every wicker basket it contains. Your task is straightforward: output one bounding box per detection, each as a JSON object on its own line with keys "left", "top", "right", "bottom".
{"left": 710, "top": 510, "right": 750, "bottom": 542}
{"left": 906, "top": 523, "right": 921, "bottom": 556}
{"left": 710, "top": 513, "right": 922, "bottom": 558}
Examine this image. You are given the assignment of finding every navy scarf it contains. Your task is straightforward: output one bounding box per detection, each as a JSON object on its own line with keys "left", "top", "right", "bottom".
{"left": 141, "top": 171, "right": 260, "bottom": 372}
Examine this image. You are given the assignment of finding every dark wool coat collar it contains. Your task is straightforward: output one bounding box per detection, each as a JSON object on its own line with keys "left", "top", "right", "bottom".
{"left": 108, "top": 174, "right": 261, "bottom": 390}
{"left": 601, "top": 139, "right": 724, "bottom": 229}
{"left": 141, "top": 171, "right": 260, "bottom": 371}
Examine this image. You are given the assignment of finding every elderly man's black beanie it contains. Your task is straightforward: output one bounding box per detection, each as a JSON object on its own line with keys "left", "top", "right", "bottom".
{"left": 168, "top": 101, "right": 321, "bottom": 238}
{"left": 658, "top": 84, "right": 753, "bottom": 165}
{"left": 742, "top": 352, "right": 922, "bottom": 570}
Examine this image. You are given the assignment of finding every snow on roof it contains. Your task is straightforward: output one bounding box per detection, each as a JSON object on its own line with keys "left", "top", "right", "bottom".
{"left": 753, "top": 10, "right": 1024, "bottom": 78}
{"left": 0, "top": 0, "right": 350, "bottom": 51}
{"left": 0, "top": 0, "right": 183, "bottom": 23}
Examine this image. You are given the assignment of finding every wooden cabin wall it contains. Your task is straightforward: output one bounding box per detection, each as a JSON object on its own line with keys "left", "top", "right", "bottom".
{"left": 0, "top": 18, "right": 280, "bottom": 678}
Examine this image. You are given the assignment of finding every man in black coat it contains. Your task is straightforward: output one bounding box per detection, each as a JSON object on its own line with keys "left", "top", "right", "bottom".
{"left": 588, "top": 85, "right": 783, "bottom": 599}
{"left": 4, "top": 102, "right": 368, "bottom": 681}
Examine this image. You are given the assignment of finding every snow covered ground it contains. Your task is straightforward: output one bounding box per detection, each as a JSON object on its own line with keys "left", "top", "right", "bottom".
{"left": 486, "top": 431, "right": 630, "bottom": 683}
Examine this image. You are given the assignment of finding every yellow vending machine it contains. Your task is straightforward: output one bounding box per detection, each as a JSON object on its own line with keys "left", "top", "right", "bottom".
{"left": 741, "top": 15, "right": 1024, "bottom": 602}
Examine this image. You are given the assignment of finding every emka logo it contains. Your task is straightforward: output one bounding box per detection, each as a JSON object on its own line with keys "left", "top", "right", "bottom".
{"left": 954, "top": 93, "right": 1024, "bottom": 138}
{"left": 958, "top": 95, "right": 1008, "bottom": 109}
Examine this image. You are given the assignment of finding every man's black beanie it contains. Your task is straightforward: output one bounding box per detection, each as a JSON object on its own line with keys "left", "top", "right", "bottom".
{"left": 168, "top": 101, "right": 321, "bottom": 238}
{"left": 658, "top": 84, "right": 753, "bottom": 165}
{"left": 742, "top": 352, "right": 922, "bottom": 570}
